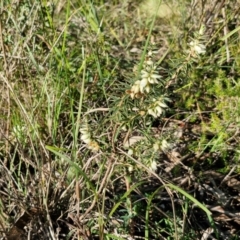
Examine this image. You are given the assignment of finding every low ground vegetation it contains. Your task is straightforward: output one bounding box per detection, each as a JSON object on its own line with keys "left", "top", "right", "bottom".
{"left": 0, "top": 0, "right": 240, "bottom": 239}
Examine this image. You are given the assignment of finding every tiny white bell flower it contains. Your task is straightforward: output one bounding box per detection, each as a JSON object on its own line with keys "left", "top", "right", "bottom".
{"left": 145, "top": 85, "right": 150, "bottom": 93}
{"left": 128, "top": 165, "right": 134, "bottom": 172}
{"left": 190, "top": 40, "right": 206, "bottom": 55}
{"left": 141, "top": 70, "right": 149, "bottom": 78}
{"left": 148, "top": 50, "right": 153, "bottom": 57}
{"left": 130, "top": 81, "right": 141, "bottom": 99}
{"left": 148, "top": 108, "right": 157, "bottom": 118}
{"left": 81, "top": 133, "right": 91, "bottom": 144}
{"left": 80, "top": 129, "right": 89, "bottom": 135}
{"left": 161, "top": 139, "right": 172, "bottom": 152}
{"left": 146, "top": 60, "right": 154, "bottom": 66}
{"left": 155, "top": 106, "right": 163, "bottom": 116}
{"left": 149, "top": 74, "right": 160, "bottom": 83}
{"left": 140, "top": 78, "right": 148, "bottom": 93}
{"left": 158, "top": 102, "right": 168, "bottom": 108}
{"left": 128, "top": 148, "right": 134, "bottom": 156}
{"left": 150, "top": 160, "right": 158, "bottom": 172}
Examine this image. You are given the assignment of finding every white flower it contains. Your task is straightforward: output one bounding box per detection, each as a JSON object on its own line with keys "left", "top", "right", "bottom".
{"left": 156, "top": 106, "right": 163, "bottom": 114}
{"left": 121, "top": 125, "right": 128, "bottom": 131}
{"left": 81, "top": 132, "right": 91, "bottom": 144}
{"left": 80, "top": 122, "right": 100, "bottom": 151}
{"left": 150, "top": 160, "right": 158, "bottom": 172}
{"left": 128, "top": 148, "right": 134, "bottom": 156}
{"left": 148, "top": 107, "right": 163, "bottom": 118}
{"left": 148, "top": 73, "right": 160, "bottom": 84}
{"left": 80, "top": 125, "right": 92, "bottom": 144}
{"left": 129, "top": 50, "right": 162, "bottom": 98}
{"left": 147, "top": 50, "right": 153, "bottom": 57}
{"left": 141, "top": 70, "right": 160, "bottom": 84}
{"left": 130, "top": 80, "right": 141, "bottom": 99}
{"left": 146, "top": 60, "right": 154, "bottom": 66}
{"left": 140, "top": 78, "right": 148, "bottom": 93}
{"left": 128, "top": 165, "right": 134, "bottom": 172}
{"left": 80, "top": 124, "right": 88, "bottom": 133}
{"left": 190, "top": 40, "right": 206, "bottom": 55}
{"left": 147, "top": 98, "right": 168, "bottom": 118}
{"left": 145, "top": 85, "right": 150, "bottom": 93}
{"left": 80, "top": 128, "right": 89, "bottom": 135}
{"left": 141, "top": 70, "right": 150, "bottom": 78}
{"left": 132, "top": 80, "right": 140, "bottom": 92}
{"left": 148, "top": 108, "right": 158, "bottom": 118}
{"left": 158, "top": 102, "right": 168, "bottom": 108}
{"left": 161, "top": 139, "right": 172, "bottom": 152}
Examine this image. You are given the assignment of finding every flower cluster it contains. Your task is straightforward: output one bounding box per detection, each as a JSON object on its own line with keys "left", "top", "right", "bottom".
{"left": 153, "top": 139, "right": 173, "bottom": 153}
{"left": 129, "top": 50, "right": 161, "bottom": 99}
{"left": 147, "top": 97, "right": 169, "bottom": 118}
{"left": 80, "top": 123, "right": 99, "bottom": 152}
{"left": 189, "top": 25, "right": 206, "bottom": 56}
{"left": 189, "top": 40, "right": 206, "bottom": 55}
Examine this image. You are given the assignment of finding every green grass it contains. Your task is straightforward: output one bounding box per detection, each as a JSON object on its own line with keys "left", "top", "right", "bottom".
{"left": 0, "top": 0, "right": 240, "bottom": 239}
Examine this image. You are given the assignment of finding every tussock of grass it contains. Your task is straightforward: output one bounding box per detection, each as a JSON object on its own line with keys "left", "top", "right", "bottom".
{"left": 0, "top": 0, "right": 240, "bottom": 239}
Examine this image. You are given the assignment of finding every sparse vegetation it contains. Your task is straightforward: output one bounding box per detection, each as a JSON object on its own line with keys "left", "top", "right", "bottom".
{"left": 0, "top": 0, "right": 240, "bottom": 239}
